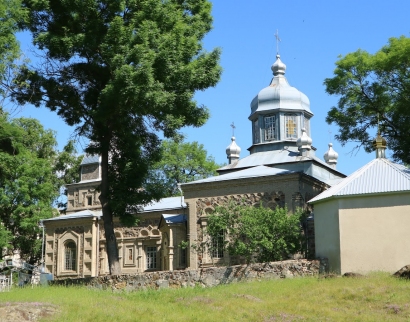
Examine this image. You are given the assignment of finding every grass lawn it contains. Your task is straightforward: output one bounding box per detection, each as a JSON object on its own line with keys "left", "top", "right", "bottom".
{"left": 1, "top": 273, "right": 410, "bottom": 321}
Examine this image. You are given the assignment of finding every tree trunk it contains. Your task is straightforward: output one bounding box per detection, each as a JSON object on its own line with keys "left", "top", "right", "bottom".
{"left": 99, "top": 149, "right": 121, "bottom": 275}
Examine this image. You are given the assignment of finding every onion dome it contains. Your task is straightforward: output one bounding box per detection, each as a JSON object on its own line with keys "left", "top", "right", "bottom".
{"left": 372, "top": 134, "right": 387, "bottom": 159}
{"left": 226, "top": 136, "right": 241, "bottom": 164}
{"left": 296, "top": 128, "right": 312, "bottom": 156}
{"left": 271, "top": 54, "right": 287, "bottom": 76}
{"left": 250, "top": 55, "right": 312, "bottom": 117}
{"left": 324, "top": 143, "right": 339, "bottom": 169}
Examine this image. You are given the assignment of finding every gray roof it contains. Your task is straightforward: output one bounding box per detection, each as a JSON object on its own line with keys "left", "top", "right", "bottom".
{"left": 309, "top": 158, "right": 410, "bottom": 204}
{"left": 218, "top": 146, "right": 337, "bottom": 172}
{"left": 143, "top": 196, "right": 186, "bottom": 212}
{"left": 42, "top": 210, "right": 102, "bottom": 222}
{"left": 81, "top": 154, "right": 100, "bottom": 165}
{"left": 183, "top": 165, "right": 292, "bottom": 185}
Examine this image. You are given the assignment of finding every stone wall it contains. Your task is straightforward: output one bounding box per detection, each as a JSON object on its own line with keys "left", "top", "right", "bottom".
{"left": 51, "top": 259, "right": 321, "bottom": 291}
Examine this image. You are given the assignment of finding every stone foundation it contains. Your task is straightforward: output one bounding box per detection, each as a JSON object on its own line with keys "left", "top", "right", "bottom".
{"left": 51, "top": 259, "right": 321, "bottom": 291}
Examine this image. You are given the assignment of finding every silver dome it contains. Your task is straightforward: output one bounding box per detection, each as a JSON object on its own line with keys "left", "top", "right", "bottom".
{"left": 250, "top": 55, "right": 312, "bottom": 117}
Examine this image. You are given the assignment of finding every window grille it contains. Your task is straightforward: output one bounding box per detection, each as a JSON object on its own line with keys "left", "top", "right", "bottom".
{"left": 146, "top": 246, "right": 157, "bottom": 269}
{"left": 304, "top": 116, "right": 310, "bottom": 135}
{"left": 65, "top": 241, "right": 76, "bottom": 271}
{"left": 264, "top": 115, "right": 276, "bottom": 141}
{"left": 211, "top": 230, "right": 224, "bottom": 259}
{"left": 253, "top": 119, "right": 260, "bottom": 143}
{"left": 285, "top": 114, "right": 298, "bottom": 139}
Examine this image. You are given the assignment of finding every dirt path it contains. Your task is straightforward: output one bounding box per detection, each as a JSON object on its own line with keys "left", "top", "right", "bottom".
{"left": 0, "top": 302, "right": 60, "bottom": 321}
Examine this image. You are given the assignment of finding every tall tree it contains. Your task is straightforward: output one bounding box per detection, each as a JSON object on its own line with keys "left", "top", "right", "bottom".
{"left": 15, "top": 0, "right": 221, "bottom": 274}
{"left": 0, "top": 115, "right": 81, "bottom": 263}
{"left": 150, "top": 138, "right": 221, "bottom": 197}
{"left": 324, "top": 36, "right": 410, "bottom": 164}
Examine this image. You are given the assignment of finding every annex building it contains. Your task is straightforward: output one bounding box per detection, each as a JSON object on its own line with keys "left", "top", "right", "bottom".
{"left": 310, "top": 135, "right": 410, "bottom": 274}
{"left": 42, "top": 55, "right": 346, "bottom": 278}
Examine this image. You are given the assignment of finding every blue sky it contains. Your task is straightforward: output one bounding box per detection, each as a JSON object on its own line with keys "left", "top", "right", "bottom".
{"left": 10, "top": 0, "right": 410, "bottom": 176}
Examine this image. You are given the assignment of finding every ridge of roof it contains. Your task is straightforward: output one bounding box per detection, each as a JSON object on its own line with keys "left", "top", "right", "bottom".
{"left": 309, "top": 158, "right": 410, "bottom": 204}
{"left": 182, "top": 165, "right": 293, "bottom": 185}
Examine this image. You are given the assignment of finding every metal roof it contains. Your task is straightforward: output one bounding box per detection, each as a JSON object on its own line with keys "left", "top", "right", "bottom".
{"left": 42, "top": 210, "right": 102, "bottom": 222}
{"left": 182, "top": 165, "right": 293, "bottom": 185}
{"left": 142, "top": 196, "right": 186, "bottom": 212}
{"left": 309, "top": 158, "right": 410, "bottom": 204}
{"left": 81, "top": 154, "right": 100, "bottom": 165}
{"left": 218, "top": 146, "right": 337, "bottom": 172}
{"left": 250, "top": 55, "right": 312, "bottom": 117}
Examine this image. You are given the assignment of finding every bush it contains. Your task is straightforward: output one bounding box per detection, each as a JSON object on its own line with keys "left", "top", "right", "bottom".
{"left": 207, "top": 202, "right": 303, "bottom": 264}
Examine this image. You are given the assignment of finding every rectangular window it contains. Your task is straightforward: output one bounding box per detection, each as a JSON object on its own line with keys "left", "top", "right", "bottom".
{"left": 253, "top": 119, "right": 260, "bottom": 143}
{"left": 146, "top": 246, "right": 157, "bottom": 269}
{"left": 87, "top": 196, "right": 92, "bottom": 206}
{"left": 211, "top": 230, "right": 224, "bottom": 259}
{"left": 304, "top": 116, "right": 310, "bottom": 136}
{"left": 285, "top": 114, "right": 298, "bottom": 139}
{"left": 180, "top": 248, "right": 186, "bottom": 266}
{"left": 64, "top": 242, "right": 76, "bottom": 271}
{"left": 264, "top": 115, "right": 276, "bottom": 141}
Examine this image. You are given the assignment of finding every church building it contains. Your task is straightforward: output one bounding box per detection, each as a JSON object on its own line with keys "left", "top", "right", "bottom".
{"left": 41, "top": 55, "right": 346, "bottom": 278}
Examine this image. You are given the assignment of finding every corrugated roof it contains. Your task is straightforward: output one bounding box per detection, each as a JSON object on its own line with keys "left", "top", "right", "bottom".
{"left": 81, "top": 154, "right": 100, "bottom": 165}
{"left": 309, "top": 158, "right": 410, "bottom": 203}
{"left": 182, "top": 165, "right": 292, "bottom": 185}
{"left": 42, "top": 210, "right": 102, "bottom": 222}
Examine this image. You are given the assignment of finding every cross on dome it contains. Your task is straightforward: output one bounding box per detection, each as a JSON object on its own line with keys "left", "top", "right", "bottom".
{"left": 274, "top": 29, "right": 281, "bottom": 55}
{"left": 230, "top": 122, "right": 236, "bottom": 136}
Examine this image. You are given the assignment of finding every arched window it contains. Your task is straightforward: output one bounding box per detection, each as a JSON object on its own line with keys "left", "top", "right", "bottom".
{"left": 64, "top": 241, "right": 77, "bottom": 271}
{"left": 285, "top": 114, "right": 298, "bottom": 139}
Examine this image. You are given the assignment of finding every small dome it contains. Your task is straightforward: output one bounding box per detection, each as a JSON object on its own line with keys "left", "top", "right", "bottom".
{"left": 324, "top": 143, "right": 338, "bottom": 164}
{"left": 271, "top": 54, "right": 286, "bottom": 76}
{"left": 372, "top": 134, "right": 387, "bottom": 149}
{"left": 372, "top": 134, "right": 387, "bottom": 159}
{"left": 226, "top": 136, "right": 241, "bottom": 159}
{"left": 296, "top": 128, "right": 312, "bottom": 150}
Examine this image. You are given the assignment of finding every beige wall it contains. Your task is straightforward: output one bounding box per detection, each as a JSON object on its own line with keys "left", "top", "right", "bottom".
{"left": 314, "top": 193, "right": 410, "bottom": 274}
{"left": 66, "top": 181, "right": 101, "bottom": 214}
{"left": 339, "top": 193, "right": 410, "bottom": 274}
{"left": 314, "top": 199, "right": 341, "bottom": 273}
{"left": 44, "top": 217, "right": 99, "bottom": 278}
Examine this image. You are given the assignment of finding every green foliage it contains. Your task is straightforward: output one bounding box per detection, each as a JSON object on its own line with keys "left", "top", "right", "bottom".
{"left": 150, "top": 138, "right": 221, "bottom": 196}
{"left": 0, "top": 0, "right": 25, "bottom": 97}
{"left": 324, "top": 36, "right": 410, "bottom": 163}
{"left": 207, "top": 202, "right": 303, "bottom": 264}
{"left": 0, "top": 113, "right": 82, "bottom": 262}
